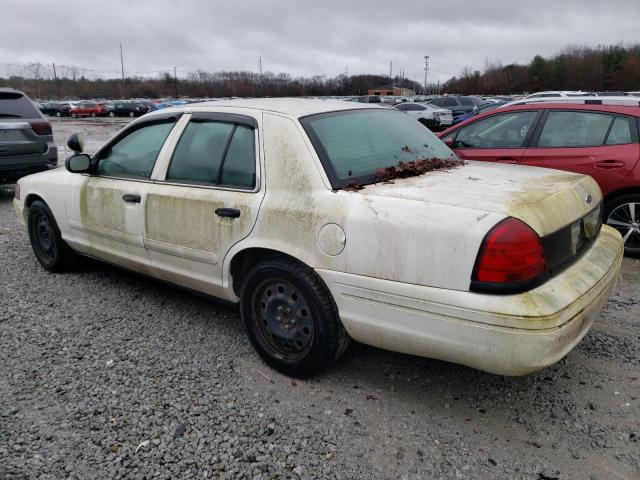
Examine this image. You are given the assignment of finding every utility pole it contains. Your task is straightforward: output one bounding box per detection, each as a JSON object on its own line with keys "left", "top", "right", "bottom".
{"left": 173, "top": 66, "right": 178, "bottom": 98}
{"left": 389, "top": 61, "right": 392, "bottom": 89}
{"left": 258, "top": 56, "right": 263, "bottom": 91}
{"left": 424, "top": 56, "right": 429, "bottom": 95}
{"left": 52, "top": 62, "right": 60, "bottom": 100}
{"left": 119, "top": 42, "right": 125, "bottom": 85}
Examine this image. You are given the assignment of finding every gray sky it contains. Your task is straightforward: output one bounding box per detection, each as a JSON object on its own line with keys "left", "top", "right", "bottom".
{"left": 1, "top": 0, "right": 639, "bottom": 82}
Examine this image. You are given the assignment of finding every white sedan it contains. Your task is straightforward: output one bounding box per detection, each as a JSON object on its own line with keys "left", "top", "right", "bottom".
{"left": 395, "top": 102, "right": 454, "bottom": 129}
{"left": 13, "top": 99, "right": 623, "bottom": 377}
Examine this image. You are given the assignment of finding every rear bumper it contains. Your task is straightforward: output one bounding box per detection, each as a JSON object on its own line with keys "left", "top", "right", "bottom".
{"left": 0, "top": 146, "right": 58, "bottom": 182}
{"left": 317, "top": 226, "right": 623, "bottom": 376}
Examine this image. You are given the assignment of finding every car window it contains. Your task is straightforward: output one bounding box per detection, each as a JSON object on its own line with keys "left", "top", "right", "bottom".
{"left": 395, "top": 104, "right": 410, "bottom": 111}
{"left": 0, "top": 91, "right": 41, "bottom": 118}
{"left": 537, "top": 111, "right": 613, "bottom": 147}
{"left": 454, "top": 111, "right": 537, "bottom": 149}
{"left": 167, "top": 120, "right": 234, "bottom": 184}
{"left": 441, "top": 97, "right": 457, "bottom": 107}
{"left": 96, "top": 121, "right": 175, "bottom": 178}
{"left": 302, "top": 109, "right": 457, "bottom": 187}
{"left": 430, "top": 98, "right": 443, "bottom": 106}
{"left": 410, "top": 104, "right": 425, "bottom": 111}
{"left": 458, "top": 97, "right": 474, "bottom": 106}
{"left": 220, "top": 125, "right": 256, "bottom": 188}
{"left": 605, "top": 117, "right": 633, "bottom": 145}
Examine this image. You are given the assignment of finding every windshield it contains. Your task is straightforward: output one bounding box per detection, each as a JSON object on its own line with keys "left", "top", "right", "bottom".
{"left": 301, "top": 108, "right": 458, "bottom": 188}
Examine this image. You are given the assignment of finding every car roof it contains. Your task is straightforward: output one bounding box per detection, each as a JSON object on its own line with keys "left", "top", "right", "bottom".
{"left": 496, "top": 102, "right": 640, "bottom": 116}
{"left": 169, "top": 98, "right": 385, "bottom": 118}
{"left": 438, "top": 102, "right": 640, "bottom": 136}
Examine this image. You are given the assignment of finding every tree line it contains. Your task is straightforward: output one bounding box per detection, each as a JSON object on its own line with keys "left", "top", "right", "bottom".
{"left": 2, "top": 43, "right": 639, "bottom": 100}
{"left": 0, "top": 67, "right": 423, "bottom": 100}
{"left": 444, "top": 44, "right": 640, "bottom": 95}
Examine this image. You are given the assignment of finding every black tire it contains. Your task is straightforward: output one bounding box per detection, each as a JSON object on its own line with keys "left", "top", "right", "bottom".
{"left": 239, "top": 257, "right": 350, "bottom": 377}
{"left": 605, "top": 194, "right": 640, "bottom": 257}
{"left": 27, "top": 200, "right": 78, "bottom": 272}
{"left": 108, "top": 111, "right": 115, "bottom": 118}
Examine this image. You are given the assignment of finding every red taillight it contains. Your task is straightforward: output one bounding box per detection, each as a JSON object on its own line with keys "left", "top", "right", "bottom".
{"left": 30, "top": 121, "right": 52, "bottom": 136}
{"left": 473, "top": 218, "right": 547, "bottom": 284}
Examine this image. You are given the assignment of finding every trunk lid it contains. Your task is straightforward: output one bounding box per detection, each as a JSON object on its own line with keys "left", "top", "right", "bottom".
{"left": 359, "top": 160, "right": 601, "bottom": 236}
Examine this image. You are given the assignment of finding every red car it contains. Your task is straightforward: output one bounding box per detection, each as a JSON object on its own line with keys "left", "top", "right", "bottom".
{"left": 69, "top": 101, "right": 104, "bottom": 118}
{"left": 438, "top": 101, "right": 640, "bottom": 256}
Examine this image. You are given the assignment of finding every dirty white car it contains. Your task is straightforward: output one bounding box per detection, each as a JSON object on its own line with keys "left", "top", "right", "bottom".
{"left": 14, "top": 99, "right": 623, "bottom": 377}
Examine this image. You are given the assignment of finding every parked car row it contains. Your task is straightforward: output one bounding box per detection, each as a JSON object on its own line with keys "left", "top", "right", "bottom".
{"left": 35, "top": 98, "right": 195, "bottom": 118}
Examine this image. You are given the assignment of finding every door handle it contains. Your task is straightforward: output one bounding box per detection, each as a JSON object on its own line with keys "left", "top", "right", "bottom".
{"left": 595, "top": 160, "right": 625, "bottom": 169}
{"left": 215, "top": 207, "right": 241, "bottom": 218}
{"left": 496, "top": 157, "right": 518, "bottom": 164}
{"left": 122, "top": 193, "right": 141, "bottom": 203}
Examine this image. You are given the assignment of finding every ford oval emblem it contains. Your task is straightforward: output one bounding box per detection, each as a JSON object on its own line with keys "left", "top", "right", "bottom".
{"left": 585, "top": 194, "right": 592, "bottom": 204}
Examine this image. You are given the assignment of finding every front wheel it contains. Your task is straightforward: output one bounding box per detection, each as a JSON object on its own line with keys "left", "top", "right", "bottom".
{"left": 27, "top": 201, "right": 78, "bottom": 272}
{"left": 239, "top": 258, "right": 350, "bottom": 377}
{"left": 129, "top": 111, "right": 135, "bottom": 117}
{"left": 605, "top": 194, "right": 640, "bottom": 257}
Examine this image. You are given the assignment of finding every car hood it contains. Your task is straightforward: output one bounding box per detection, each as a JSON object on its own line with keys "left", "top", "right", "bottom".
{"left": 357, "top": 160, "right": 601, "bottom": 237}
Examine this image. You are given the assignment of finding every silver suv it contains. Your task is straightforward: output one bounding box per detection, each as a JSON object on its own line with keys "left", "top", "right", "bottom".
{"left": 1, "top": 88, "right": 57, "bottom": 183}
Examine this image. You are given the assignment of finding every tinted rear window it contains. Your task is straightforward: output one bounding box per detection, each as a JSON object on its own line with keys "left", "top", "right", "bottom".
{"left": 458, "top": 97, "right": 474, "bottom": 106}
{"left": 0, "top": 92, "right": 40, "bottom": 118}
{"left": 301, "top": 109, "right": 457, "bottom": 188}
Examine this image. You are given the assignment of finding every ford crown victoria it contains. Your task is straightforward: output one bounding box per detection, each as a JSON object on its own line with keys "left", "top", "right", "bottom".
{"left": 13, "top": 99, "right": 623, "bottom": 377}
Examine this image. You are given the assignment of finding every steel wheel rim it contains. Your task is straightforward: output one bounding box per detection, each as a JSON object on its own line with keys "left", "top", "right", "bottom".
{"left": 252, "top": 278, "right": 315, "bottom": 361}
{"left": 32, "top": 212, "right": 57, "bottom": 262}
{"left": 607, "top": 202, "right": 640, "bottom": 251}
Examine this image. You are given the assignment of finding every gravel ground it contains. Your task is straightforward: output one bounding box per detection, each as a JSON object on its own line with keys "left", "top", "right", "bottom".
{"left": 1, "top": 120, "right": 639, "bottom": 479}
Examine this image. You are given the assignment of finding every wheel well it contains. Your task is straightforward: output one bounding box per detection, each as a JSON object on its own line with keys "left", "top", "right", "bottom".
{"left": 229, "top": 248, "right": 306, "bottom": 296}
{"left": 604, "top": 187, "right": 640, "bottom": 209}
{"left": 24, "top": 194, "right": 45, "bottom": 208}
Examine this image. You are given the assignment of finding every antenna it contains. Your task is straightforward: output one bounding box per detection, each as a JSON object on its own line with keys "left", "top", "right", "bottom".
{"left": 120, "top": 42, "right": 125, "bottom": 85}
{"left": 424, "top": 56, "right": 429, "bottom": 95}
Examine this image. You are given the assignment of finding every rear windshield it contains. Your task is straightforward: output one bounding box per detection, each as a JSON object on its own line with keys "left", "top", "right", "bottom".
{"left": 301, "top": 109, "right": 457, "bottom": 188}
{"left": 458, "top": 97, "right": 474, "bottom": 105}
{"left": 0, "top": 91, "right": 40, "bottom": 118}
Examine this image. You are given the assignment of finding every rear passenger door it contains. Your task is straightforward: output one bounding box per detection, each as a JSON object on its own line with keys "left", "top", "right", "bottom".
{"left": 522, "top": 110, "right": 640, "bottom": 195}
{"left": 144, "top": 112, "right": 264, "bottom": 297}
{"left": 445, "top": 110, "right": 539, "bottom": 163}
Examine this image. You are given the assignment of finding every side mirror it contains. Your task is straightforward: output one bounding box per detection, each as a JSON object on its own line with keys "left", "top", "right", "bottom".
{"left": 443, "top": 137, "right": 455, "bottom": 148}
{"left": 66, "top": 153, "right": 91, "bottom": 173}
{"left": 67, "top": 133, "right": 84, "bottom": 153}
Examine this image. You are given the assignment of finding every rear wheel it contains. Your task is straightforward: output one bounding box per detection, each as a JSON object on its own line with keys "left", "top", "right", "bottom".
{"left": 605, "top": 194, "right": 640, "bottom": 257}
{"left": 239, "top": 258, "right": 350, "bottom": 377}
{"left": 27, "top": 201, "right": 78, "bottom": 271}
{"left": 108, "top": 111, "right": 115, "bottom": 118}
{"left": 129, "top": 111, "right": 135, "bottom": 117}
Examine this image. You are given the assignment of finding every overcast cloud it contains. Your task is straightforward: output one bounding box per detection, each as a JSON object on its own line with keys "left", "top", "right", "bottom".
{"left": 1, "top": 0, "right": 639, "bottom": 82}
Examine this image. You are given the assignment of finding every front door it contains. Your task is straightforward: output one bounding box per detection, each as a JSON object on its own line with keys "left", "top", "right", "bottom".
{"left": 65, "top": 116, "right": 179, "bottom": 272}
{"left": 448, "top": 110, "right": 539, "bottom": 163}
{"left": 143, "top": 112, "right": 264, "bottom": 297}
